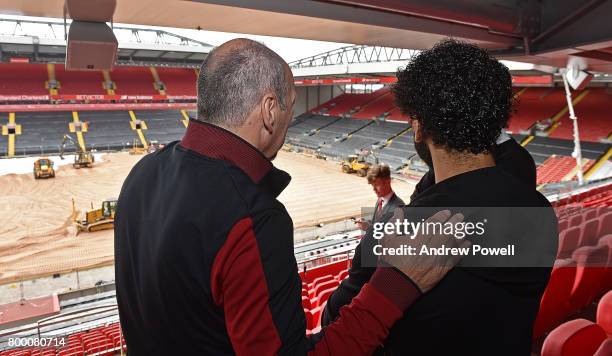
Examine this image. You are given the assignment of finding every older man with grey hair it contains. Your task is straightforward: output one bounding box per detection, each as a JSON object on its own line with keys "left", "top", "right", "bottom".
{"left": 115, "top": 38, "right": 465, "bottom": 356}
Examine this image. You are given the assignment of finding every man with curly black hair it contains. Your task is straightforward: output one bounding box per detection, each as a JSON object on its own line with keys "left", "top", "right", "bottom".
{"left": 323, "top": 39, "right": 557, "bottom": 355}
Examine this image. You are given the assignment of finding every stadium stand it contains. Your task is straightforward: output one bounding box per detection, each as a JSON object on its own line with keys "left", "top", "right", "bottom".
{"left": 549, "top": 88, "right": 611, "bottom": 142}
{"left": 156, "top": 67, "right": 197, "bottom": 96}
{"left": 54, "top": 65, "right": 105, "bottom": 95}
{"left": 2, "top": 110, "right": 188, "bottom": 156}
{"left": 311, "top": 90, "right": 388, "bottom": 117}
{"left": 0, "top": 63, "right": 48, "bottom": 95}
{"left": 536, "top": 155, "right": 594, "bottom": 185}
{"left": 287, "top": 87, "right": 609, "bottom": 177}
{"left": 318, "top": 120, "right": 408, "bottom": 159}
{"left": 132, "top": 110, "right": 187, "bottom": 144}
{"left": 507, "top": 88, "right": 567, "bottom": 134}
{"left": 109, "top": 66, "right": 158, "bottom": 95}
{"left": 10, "top": 111, "right": 71, "bottom": 156}
{"left": 386, "top": 106, "right": 411, "bottom": 122}
{"left": 351, "top": 90, "right": 394, "bottom": 119}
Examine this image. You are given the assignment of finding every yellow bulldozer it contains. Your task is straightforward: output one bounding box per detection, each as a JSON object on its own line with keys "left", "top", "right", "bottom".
{"left": 72, "top": 198, "right": 117, "bottom": 234}
{"left": 33, "top": 158, "right": 55, "bottom": 179}
{"left": 59, "top": 134, "right": 94, "bottom": 169}
{"left": 341, "top": 154, "right": 371, "bottom": 177}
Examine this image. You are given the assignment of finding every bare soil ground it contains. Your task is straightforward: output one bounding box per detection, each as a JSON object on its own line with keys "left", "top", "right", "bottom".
{"left": 0, "top": 151, "right": 414, "bottom": 284}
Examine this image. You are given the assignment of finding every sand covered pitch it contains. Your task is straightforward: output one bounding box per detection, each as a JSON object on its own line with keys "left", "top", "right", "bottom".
{"left": 0, "top": 150, "right": 415, "bottom": 284}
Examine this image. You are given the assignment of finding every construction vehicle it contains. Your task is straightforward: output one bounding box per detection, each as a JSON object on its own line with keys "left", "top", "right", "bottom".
{"left": 341, "top": 149, "right": 378, "bottom": 177}
{"left": 59, "top": 134, "right": 94, "bottom": 168}
{"left": 341, "top": 154, "right": 371, "bottom": 177}
{"left": 129, "top": 139, "right": 147, "bottom": 155}
{"left": 33, "top": 158, "right": 55, "bottom": 179}
{"left": 72, "top": 198, "right": 117, "bottom": 233}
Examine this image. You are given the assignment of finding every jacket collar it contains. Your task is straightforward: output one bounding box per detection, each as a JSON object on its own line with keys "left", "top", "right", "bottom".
{"left": 179, "top": 119, "right": 290, "bottom": 196}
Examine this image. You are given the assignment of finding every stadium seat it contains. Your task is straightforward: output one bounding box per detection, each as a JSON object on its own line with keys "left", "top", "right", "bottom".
{"left": 594, "top": 339, "right": 612, "bottom": 356}
{"left": 310, "top": 279, "right": 339, "bottom": 299}
{"left": 308, "top": 275, "right": 334, "bottom": 290}
{"left": 305, "top": 304, "right": 325, "bottom": 330}
{"left": 558, "top": 227, "right": 580, "bottom": 259}
{"left": 302, "top": 295, "right": 311, "bottom": 309}
{"left": 569, "top": 214, "right": 583, "bottom": 228}
{"left": 336, "top": 269, "right": 349, "bottom": 281}
{"left": 541, "top": 319, "right": 607, "bottom": 356}
{"left": 597, "top": 290, "right": 612, "bottom": 336}
{"left": 597, "top": 212, "right": 612, "bottom": 238}
{"left": 597, "top": 235, "right": 612, "bottom": 291}
{"left": 584, "top": 209, "right": 597, "bottom": 222}
{"left": 311, "top": 286, "right": 337, "bottom": 308}
{"left": 558, "top": 219, "right": 568, "bottom": 234}
{"left": 533, "top": 259, "right": 577, "bottom": 339}
{"left": 569, "top": 245, "right": 609, "bottom": 311}
{"left": 579, "top": 219, "right": 600, "bottom": 247}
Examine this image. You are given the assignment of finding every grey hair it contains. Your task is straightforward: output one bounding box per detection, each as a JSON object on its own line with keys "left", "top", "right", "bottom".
{"left": 196, "top": 39, "right": 290, "bottom": 127}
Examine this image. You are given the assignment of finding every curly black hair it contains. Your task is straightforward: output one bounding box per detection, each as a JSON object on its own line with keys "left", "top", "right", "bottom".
{"left": 392, "top": 39, "right": 515, "bottom": 154}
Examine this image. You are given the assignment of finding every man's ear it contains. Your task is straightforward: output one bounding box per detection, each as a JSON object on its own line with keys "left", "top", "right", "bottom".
{"left": 261, "top": 93, "right": 276, "bottom": 134}
{"left": 412, "top": 120, "right": 422, "bottom": 142}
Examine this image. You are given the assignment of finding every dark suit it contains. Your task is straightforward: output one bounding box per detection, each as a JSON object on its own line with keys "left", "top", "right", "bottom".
{"left": 322, "top": 192, "right": 405, "bottom": 325}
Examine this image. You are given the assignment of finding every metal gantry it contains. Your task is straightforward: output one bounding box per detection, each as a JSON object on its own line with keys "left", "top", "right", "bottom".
{"left": 0, "top": 17, "right": 211, "bottom": 48}
{"left": 289, "top": 45, "right": 419, "bottom": 69}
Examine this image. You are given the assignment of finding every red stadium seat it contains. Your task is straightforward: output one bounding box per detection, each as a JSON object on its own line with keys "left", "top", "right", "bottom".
{"left": 597, "top": 212, "right": 612, "bottom": 238}
{"left": 305, "top": 305, "right": 325, "bottom": 330}
{"left": 302, "top": 295, "right": 311, "bottom": 309}
{"left": 541, "top": 319, "right": 607, "bottom": 356}
{"left": 558, "top": 227, "right": 580, "bottom": 259}
{"left": 558, "top": 219, "right": 568, "bottom": 234}
{"left": 533, "top": 259, "right": 577, "bottom": 339}
{"left": 584, "top": 209, "right": 597, "bottom": 222}
{"left": 569, "top": 214, "right": 583, "bottom": 228}
{"left": 336, "top": 269, "right": 348, "bottom": 281}
{"left": 308, "top": 275, "right": 334, "bottom": 290}
{"left": 569, "top": 245, "right": 608, "bottom": 311}
{"left": 579, "top": 219, "right": 600, "bottom": 247}
{"left": 310, "top": 279, "right": 339, "bottom": 299}
{"left": 311, "top": 286, "right": 337, "bottom": 308}
{"left": 594, "top": 339, "right": 612, "bottom": 356}
{"left": 596, "top": 290, "right": 612, "bottom": 336}
{"left": 597, "top": 235, "right": 612, "bottom": 291}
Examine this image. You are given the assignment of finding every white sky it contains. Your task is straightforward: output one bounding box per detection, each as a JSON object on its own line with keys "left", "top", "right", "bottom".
{"left": 170, "top": 28, "right": 351, "bottom": 63}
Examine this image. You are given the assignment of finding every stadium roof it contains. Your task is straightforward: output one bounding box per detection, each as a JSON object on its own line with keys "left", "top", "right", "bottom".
{"left": 0, "top": 17, "right": 212, "bottom": 66}
{"left": 1, "top": 0, "right": 610, "bottom": 73}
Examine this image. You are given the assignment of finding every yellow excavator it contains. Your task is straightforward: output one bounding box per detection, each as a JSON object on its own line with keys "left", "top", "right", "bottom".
{"left": 341, "top": 155, "right": 371, "bottom": 176}
{"left": 72, "top": 198, "right": 117, "bottom": 233}
{"left": 341, "top": 150, "right": 378, "bottom": 177}
{"left": 59, "top": 134, "right": 94, "bottom": 169}
{"left": 33, "top": 158, "right": 55, "bottom": 179}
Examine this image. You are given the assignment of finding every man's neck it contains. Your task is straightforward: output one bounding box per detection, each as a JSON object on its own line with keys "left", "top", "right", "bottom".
{"left": 432, "top": 151, "right": 495, "bottom": 184}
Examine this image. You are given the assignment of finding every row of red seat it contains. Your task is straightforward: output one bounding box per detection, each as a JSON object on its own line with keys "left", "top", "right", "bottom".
{"left": 534, "top": 183, "right": 611, "bottom": 351}
{"left": 302, "top": 269, "right": 349, "bottom": 331}
{"left": 0, "top": 63, "right": 197, "bottom": 96}
{"left": 537, "top": 156, "right": 594, "bottom": 185}
{"left": 558, "top": 209, "right": 611, "bottom": 258}
{"left": 541, "top": 291, "right": 612, "bottom": 356}
{"left": 0, "top": 323, "right": 125, "bottom": 356}
{"left": 553, "top": 183, "right": 611, "bottom": 208}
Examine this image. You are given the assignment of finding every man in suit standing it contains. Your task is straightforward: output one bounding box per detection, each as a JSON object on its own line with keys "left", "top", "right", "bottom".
{"left": 324, "top": 164, "right": 405, "bottom": 325}
{"left": 355, "top": 164, "right": 405, "bottom": 231}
